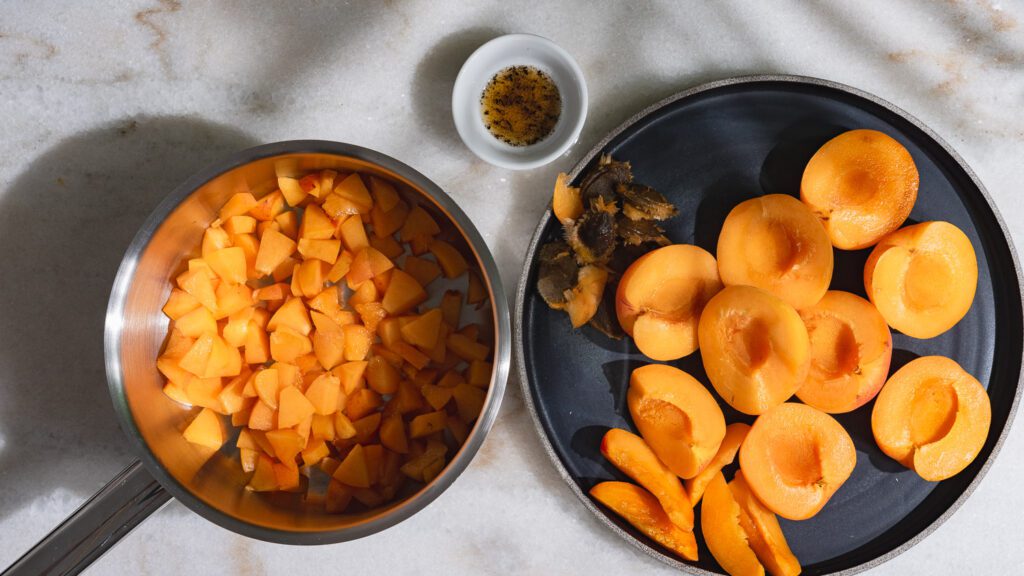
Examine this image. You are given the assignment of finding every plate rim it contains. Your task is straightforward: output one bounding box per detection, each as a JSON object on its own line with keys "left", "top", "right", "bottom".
{"left": 513, "top": 73, "right": 1024, "bottom": 575}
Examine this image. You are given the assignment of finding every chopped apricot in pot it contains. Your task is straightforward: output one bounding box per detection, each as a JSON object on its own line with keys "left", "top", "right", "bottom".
{"left": 796, "top": 290, "right": 892, "bottom": 413}
{"left": 627, "top": 364, "right": 725, "bottom": 479}
{"left": 615, "top": 244, "right": 723, "bottom": 360}
{"left": 871, "top": 356, "right": 991, "bottom": 481}
{"left": 717, "top": 194, "right": 833, "bottom": 310}
{"left": 864, "top": 221, "right": 977, "bottom": 339}
{"left": 698, "top": 285, "right": 810, "bottom": 415}
{"left": 801, "top": 129, "right": 919, "bottom": 250}
{"left": 739, "top": 402, "right": 856, "bottom": 520}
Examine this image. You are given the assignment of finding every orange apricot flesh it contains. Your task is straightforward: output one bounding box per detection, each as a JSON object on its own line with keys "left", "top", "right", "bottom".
{"left": 601, "top": 428, "right": 693, "bottom": 530}
{"left": 801, "top": 129, "right": 919, "bottom": 250}
{"left": 871, "top": 356, "right": 991, "bottom": 481}
{"left": 796, "top": 290, "right": 892, "bottom": 414}
{"left": 864, "top": 221, "right": 977, "bottom": 339}
{"left": 701, "top": 472, "right": 765, "bottom": 576}
{"left": 698, "top": 285, "right": 810, "bottom": 415}
{"left": 590, "top": 481, "right": 698, "bottom": 561}
{"left": 627, "top": 364, "right": 725, "bottom": 479}
{"left": 739, "top": 402, "right": 856, "bottom": 520}
{"left": 616, "top": 244, "right": 723, "bottom": 361}
{"left": 730, "top": 471, "right": 801, "bottom": 576}
{"left": 717, "top": 194, "right": 833, "bottom": 310}
{"left": 685, "top": 423, "right": 750, "bottom": 505}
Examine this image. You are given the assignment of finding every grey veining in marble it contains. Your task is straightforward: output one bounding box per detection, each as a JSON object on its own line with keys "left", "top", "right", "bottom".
{"left": 1, "top": 1, "right": 1022, "bottom": 574}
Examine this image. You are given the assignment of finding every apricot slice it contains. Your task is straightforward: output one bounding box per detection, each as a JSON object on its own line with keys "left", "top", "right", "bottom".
{"left": 627, "top": 364, "right": 725, "bottom": 479}
{"left": 616, "top": 244, "right": 723, "bottom": 360}
{"left": 717, "top": 194, "right": 833, "bottom": 310}
{"left": 797, "top": 291, "right": 892, "bottom": 413}
{"left": 698, "top": 286, "right": 810, "bottom": 415}
{"left": 685, "top": 422, "right": 750, "bottom": 505}
{"left": 701, "top": 472, "right": 765, "bottom": 576}
{"left": 801, "top": 129, "right": 919, "bottom": 250}
{"left": 864, "top": 221, "right": 978, "bottom": 339}
{"left": 740, "top": 403, "right": 855, "bottom": 520}
{"left": 729, "top": 471, "right": 801, "bottom": 576}
{"left": 600, "top": 428, "right": 693, "bottom": 530}
{"left": 590, "top": 481, "right": 698, "bottom": 561}
{"left": 552, "top": 172, "right": 583, "bottom": 225}
{"left": 871, "top": 356, "right": 991, "bottom": 481}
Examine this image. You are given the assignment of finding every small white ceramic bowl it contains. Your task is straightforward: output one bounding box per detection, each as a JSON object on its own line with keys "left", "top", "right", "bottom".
{"left": 452, "top": 33, "right": 588, "bottom": 170}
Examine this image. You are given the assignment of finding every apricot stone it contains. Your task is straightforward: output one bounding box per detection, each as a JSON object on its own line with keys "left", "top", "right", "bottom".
{"left": 864, "top": 221, "right": 978, "bottom": 339}
{"left": 616, "top": 244, "right": 723, "bottom": 360}
{"left": 801, "top": 129, "right": 919, "bottom": 250}
{"left": 698, "top": 285, "right": 810, "bottom": 415}
{"left": 717, "top": 194, "right": 833, "bottom": 310}
{"left": 740, "top": 403, "right": 856, "bottom": 520}
{"left": 627, "top": 364, "right": 725, "bottom": 479}
{"left": 872, "top": 356, "right": 991, "bottom": 481}
{"left": 796, "top": 291, "right": 892, "bottom": 413}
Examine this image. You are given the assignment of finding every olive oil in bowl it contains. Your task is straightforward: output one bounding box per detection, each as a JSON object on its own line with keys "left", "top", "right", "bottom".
{"left": 480, "top": 65, "right": 562, "bottom": 147}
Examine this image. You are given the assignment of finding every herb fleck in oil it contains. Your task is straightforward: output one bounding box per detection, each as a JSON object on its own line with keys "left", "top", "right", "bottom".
{"left": 480, "top": 65, "right": 561, "bottom": 147}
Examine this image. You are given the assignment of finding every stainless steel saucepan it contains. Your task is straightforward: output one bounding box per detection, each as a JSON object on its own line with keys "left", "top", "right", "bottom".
{"left": 5, "top": 141, "right": 510, "bottom": 575}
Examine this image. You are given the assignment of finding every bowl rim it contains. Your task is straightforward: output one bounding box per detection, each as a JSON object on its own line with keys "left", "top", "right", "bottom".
{"left": 513, "top": 74, "right": 1024, "bottom": 574}
{"left": 105, "top": 140, "right": 511, "bottom": 544}
{"left": 451, "top": 32, "right": 588, "bottom": 170}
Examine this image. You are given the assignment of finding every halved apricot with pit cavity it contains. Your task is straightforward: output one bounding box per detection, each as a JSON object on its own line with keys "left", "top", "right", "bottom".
{"left": 698, "top": 285, "right": 810, "bottom": 415}
{"left": 796, "top": 291, "right": 892, "bottom": 414}
{"left": 627, "top": 364, "right": 725, "bottom": 479}
{"left": 717, "top": 194, "right": 833, "bottom": 310}
{"left": 871, "top": 356, "right": 991, "bottom": 481}
{"left": 864, "top": 221, "right": 977, "bottom": 339}
{"left": 801, "top": 129, "right": 919, "bottom": 250}
{"left": 739, "top": 402, "right": 856, "bottom": 520}
{"left": 616, "top": 244, "right": 723, "bottom": 361}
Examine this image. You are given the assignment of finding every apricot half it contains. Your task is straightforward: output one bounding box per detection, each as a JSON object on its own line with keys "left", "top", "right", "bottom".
{"left": 864, "top": 221, "right": 978, "bottom": 339}
{"left": 740, "top": 403, "right": 855, "bottom": 520}
{"left": 627, "top": 364, "right": 725, "bottom": 479}
{"left": 698, "top": 286, "right": 810, "bottom": 415}
{"left": 801, "top": 129, "right": 919, "bottom": 250}
{"left": 601, "top": 428, "right": 693, "bottom": 530}
{"left": 871, "top": 356, "right": 991, "bottom": 481}
{"left": 717, "top": 194, "right": 833, "bottom": 310}
{"left": 616, "top": 244, "right": 723, "bottom": 361}
{"left": 796, "top": 291, "right": 892, "bottom": 413}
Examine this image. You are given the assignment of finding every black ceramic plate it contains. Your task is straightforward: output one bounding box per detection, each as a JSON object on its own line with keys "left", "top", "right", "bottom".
{"left": 515, "top": 75, "right": 1023, "bottom": 575}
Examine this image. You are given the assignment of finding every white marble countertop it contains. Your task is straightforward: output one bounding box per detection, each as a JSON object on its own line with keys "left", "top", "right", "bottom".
{"left": 1, "top": 1, "right": 1022, "bottom": 574}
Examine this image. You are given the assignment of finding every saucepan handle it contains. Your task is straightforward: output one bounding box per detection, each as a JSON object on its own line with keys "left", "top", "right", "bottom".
{"left": 2, "top": 461, "right": 171, "bottom": 576}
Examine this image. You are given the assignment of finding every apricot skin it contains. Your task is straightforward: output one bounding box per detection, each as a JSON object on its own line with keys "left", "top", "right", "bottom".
{"left": 872, "top": 356, "right": 991, "bottom": 481}
{"left": 616, "top": 244, "right": 723, "bottom": 361}
{"left": 801, "top": 129, "right": 919, "bottom": 250}
{"left": 698, "top": 285, "right": 810, "bottom": 415}
{"left": 627, "top": 364, "right": 725, "bottom": 479}
{"left": 717, "top": 194, "right": 833, "bottom": 310}
{"left": 797, "top": 291, "right": 892, "bottom": 414}
{"left": 739, "top": 402, "right": 856, "bottom": 521}
{"left": 864, "top": 221, "right": 978, "bottom": 339}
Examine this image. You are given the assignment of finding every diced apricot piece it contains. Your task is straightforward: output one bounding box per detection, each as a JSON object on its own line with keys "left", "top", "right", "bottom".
{"left": 325, "top": 479, "right": 353, "bottom": 512}
{"left": 278, "top": 386, "right": 316, "bottom": 429}
{"left": 349, "top": 247, "right": 394, "bottom": 286}
{"left": 402, "top": 255, "right": 442, "bottom": 287}
{"left": 740, "top": 402, "right": 856, "bottom": 520}
{"left": 247, "top": 455, "right": 278, "bottom": 491}
{"left": 369, "top": 234, "right": 404, "bottom": 259}
{"left": 334, "top": 173, "right": 373, "bottom": 213}
{"left": 243, "top": 323, "right": 270, "bottom": 365}
{"left": 217, "top": 370, "right": 251, "bottom": 414}
{"left": 701, "top": 472, "right": 768, "bottom": 576}
{"left": 334, "top": 361, "right": 368, "bottom": 394}
{"left": 201, "top": 227, "right": 231, "bottom": 259}
{"left": 341, "top": 324, "right": 372, "bottom": 361}
{"left": 400, "top": 308, "right": 443, "bottom": 350}
{"left": 206, "top": 247, "right": 247, "bottom": 286}
{"left": 175, "top": 306, "right": 217, "bottom": 338}
{"left": 441, "top": 290, "right": 462, "bottom": 328}
{"left": 864, "top": 221, "right": 978, "bottom": 339}
{"left": 254, "top": 229, "right": 297, "bottom": 276}
{"left": 249, "top": 190, "right": 286, "bottom": 222}
{"left": 409, "top": 410, "right": 447, "bottom": 438}
{"left": 685, "top": 423, "right": 750, "bottom": 505}
{"left": 552, "top": 172, "right": 583, "bottom": 225}
{"left": 176, "top": 267, "right": 218, "bottom": 312}
{"left": 467, "top": 270, "right": 487, "bottom": 306}
{"left": 305, "top": 373, "right": 341, "bottom": 415}
{"left": 371, "top": 199, "right": 410, "bottom": 238}
{"left": 368, "top": 175, "right": 400, "bottom": 210}
{"left": 270, "top": 327, "right": 312, "bottom": 363}
{"left": 718, "top": 194, "right": 833, "bottom": 310}
{"left": 590, "top": 482, "right": 698, "bottom": 562}
{"left": 600, "top": 428, "right": 693, "bottom": 530}
{"left": 302, "top": 439, "right": 330, "bottom": 467}
{"left": 298, "top": 204, "right": 334, "bottom": 240}
{"left": 224, "top": 215, "right": 256, "bottom": 236}
{"left": 183, "top": 408, "right": 224, "bottom": 449}
{"left": 203, "top": 335, "right": 242, "bottom": 378}
{"left": 312, "top": 328, "right": 346, "bottom": 370}
{"left": 185, "top": 376, "right": 223, "bottom": 412}
{"left": 452, "top": 383, "right": 486, "bottom": 424}
{"left": 699, "top": 286, "right": 810, "bottom": 415}
{"left": 802, "top": 129, "right": 919, "bottom": 250}
{"left": 266, "top": 428, "right": 304, "bottom": 465}
{"left": 420, "top": 384, "right": 453, "bottom": 410}
{"left": 278, "top": 177, "right": 307, "bottom": 206}
{"left": 268, "top": 297, "right": 311, "bottom": 336}
{"left": 400, "top": 205, "right": 441, "bottom": 242}
{"left": 213, "top": 282, "right": 253, "bottom": 319}
{"left": 163, "top": 288, "right": 200, "bottom": 320}
{"left": 872, "top": 356, "right": 991, "bottom": 481}
{"left": 616, "top": 244, "right": 722, "bottom": 360}
{"left": 628, "top": 364, "right": 725, "bottom": 479}
{"left": 446, "top": 332, "right": 489, "bottom": 362}
{"left": 382, "top": 269, "right": 427, "bottom": 315}
{"left": 429, "top": 239, "right": 468, "bottom": 278}
{"left": 797, "top": 291, "right": 892, "bottom": 413}
{"left": 254, "top": 369, "right": 281, "bottom": 408}
{"left": 334, "top": 412, "right": 357, "bottom": 439}
{"left": 275, "top": 210, "right": 299, "bottom": 239}
{"left": 297, "top": 238, "right": 340, "bottom": 264}
{"left": 365, "top": 356, "right": 401, "bottom": 395}
{"left": 219, "top": 192, "right": 258, "bottom": 221}
{"left": 390, "top": 380, "right": 426, "bottom": 415}
{"left": 346, "top": 388, "right": 382, "bottom": 420}
{"left": 380, "top": 414, "right": 409, "bottom": 454}
{"left": 248, "top": 399, "right": 276, "bottom": 431}
{"left": 334, "top": 444, "right": 371, "bottom": 488}
{"left": 467, "top": 360, "right": 492, "bottom": 388}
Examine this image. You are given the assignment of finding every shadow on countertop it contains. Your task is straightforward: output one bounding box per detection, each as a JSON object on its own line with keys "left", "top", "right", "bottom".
{"left": 0, "top": 117, "right": 257, "bottom": 559}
